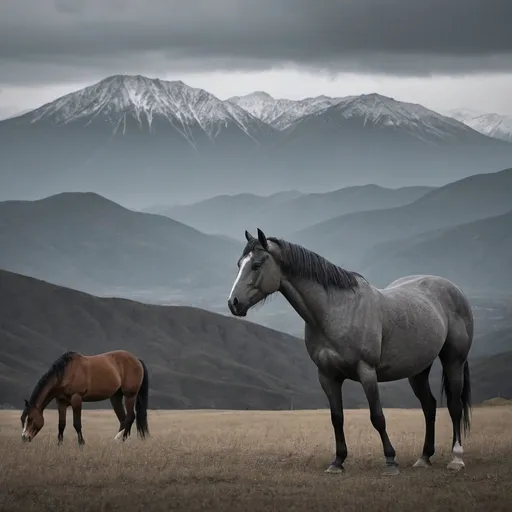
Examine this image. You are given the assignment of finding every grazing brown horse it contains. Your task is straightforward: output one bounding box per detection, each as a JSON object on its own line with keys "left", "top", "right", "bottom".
{"left": 21, "top": 350, "right": 149, "bottom": 446}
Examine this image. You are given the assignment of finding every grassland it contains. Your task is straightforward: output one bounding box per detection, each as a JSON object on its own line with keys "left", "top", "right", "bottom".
{"left": 1, "top": 407, "right": 512, "bottom": 511}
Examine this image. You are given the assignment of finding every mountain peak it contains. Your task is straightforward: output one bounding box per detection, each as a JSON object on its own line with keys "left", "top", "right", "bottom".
{"left": 228, "top": 91, "right": 294, "bottom": 124}
{"left": 13, "top": 73, "right": 269, "bottom": 141}
{"left": 448, "top": 109, "right": 512, "bottom": 143}
{"left": 329, "top": 92, "right": 474, "bottom": 139}
{"left": 245, "top": 91, "right": 275, "bottom": 101}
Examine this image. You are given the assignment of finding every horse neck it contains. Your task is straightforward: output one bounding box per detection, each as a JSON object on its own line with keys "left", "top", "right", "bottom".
{"left": 279, "top": 275, "right": 356, "bottom": 329}
{"left": 33, "top": 377, "right": 58, "bottom": 411}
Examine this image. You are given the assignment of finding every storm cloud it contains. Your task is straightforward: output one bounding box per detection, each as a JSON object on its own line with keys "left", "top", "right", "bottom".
{"left": 1, "top": 0, "right": 512, "bottom": 84}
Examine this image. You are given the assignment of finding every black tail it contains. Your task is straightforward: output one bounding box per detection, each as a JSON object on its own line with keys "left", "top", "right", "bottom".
{"left": 441, "top": 360, "right": 472, "bottom": 437}
{"left": 135, "top": 359, "right": 149, "bottom": 439}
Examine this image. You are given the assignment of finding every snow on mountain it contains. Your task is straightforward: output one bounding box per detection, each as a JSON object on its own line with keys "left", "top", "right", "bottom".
{"left": 227, "top": 91, "right": 295, "bottom": 125}
{"left": 465, "top": 114, "right": 512, "bottom": 143}
{"left": 311, "top": 93, "right": 479, "bottom": 141}
{"left": 18, "top": 75, "right": 270, "bottom": 141}
{"left": 445, "top": 108, "right": 485, "bottom": 124}
{"left": 228, "top": 91, "right": 352, "bottom": 130}
{"left": 446, "top": 109, "right": 512, "bottom": 143}
{"left": 271, "top": 95, "right": 354, "bottom": 130}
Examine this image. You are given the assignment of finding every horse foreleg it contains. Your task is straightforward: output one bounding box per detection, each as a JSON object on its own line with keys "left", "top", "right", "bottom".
{"left": 71, "top": 394, "right": 85, "bottom": 448}
{"left": 408, "top": 365, "right": 436, "bottom": 468}
{"left": 358, "top": 361, "right": 399, "bottom": 476}
{"left": 318, "top": 371, "right": 347, "bottom": 474}
{"left": 57, "top": 399, "right": 67, "bottom": 445}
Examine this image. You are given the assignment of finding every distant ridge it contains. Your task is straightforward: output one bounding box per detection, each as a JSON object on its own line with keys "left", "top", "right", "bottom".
{"left": 0, "top": 191, "right": 242, "bottom": 294}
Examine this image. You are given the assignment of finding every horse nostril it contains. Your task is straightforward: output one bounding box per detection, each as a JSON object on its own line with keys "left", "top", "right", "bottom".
{"left": 232, "top": 297, "right": 239, "bottom": 306}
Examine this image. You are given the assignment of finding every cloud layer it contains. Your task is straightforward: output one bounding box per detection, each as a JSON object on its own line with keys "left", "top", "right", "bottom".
{"left": 1, "top": 0, "right": 512, "bottom": 84}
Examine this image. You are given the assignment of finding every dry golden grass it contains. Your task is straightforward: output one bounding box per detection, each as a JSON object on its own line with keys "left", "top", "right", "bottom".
{"left": 1, "top": 407, "right": 512, "bottom": 511}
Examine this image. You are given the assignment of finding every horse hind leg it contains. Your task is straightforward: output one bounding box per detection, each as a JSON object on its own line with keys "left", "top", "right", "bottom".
{"left": 408, "top": 365, "right": 436, "bottom": 468}
{"left": 440, "top": 341, "right": 472, "bottom": 471}
{"left": 121, "top": 392, "right": 137, "bottom": 441}
{"left": 110, "top": 390, "right": 127, "bottom": 442}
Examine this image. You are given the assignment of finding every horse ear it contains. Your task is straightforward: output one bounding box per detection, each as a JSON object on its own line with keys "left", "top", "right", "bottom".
{"left": 245, "top": 230, "right": 255, "bottom": 242}
{"left": 257, "top": 228, "right": 269, "bottom": 251}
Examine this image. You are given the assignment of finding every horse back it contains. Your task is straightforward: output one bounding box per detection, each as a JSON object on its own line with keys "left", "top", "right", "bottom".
{"left": 382, "top": 274, "right": 473, "bottom": 337}
{"left": 68, "top": 350, "right": 144, "bottom": 401}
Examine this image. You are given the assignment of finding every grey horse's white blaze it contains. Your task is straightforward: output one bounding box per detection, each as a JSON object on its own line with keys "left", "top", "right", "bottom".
{"left": 228, "top": 252, "right": 252, "bottom": 301}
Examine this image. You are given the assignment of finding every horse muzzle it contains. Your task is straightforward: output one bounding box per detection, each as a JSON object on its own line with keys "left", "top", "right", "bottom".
{"left": 228, "top": 298, "right": 248, "bottom": 317}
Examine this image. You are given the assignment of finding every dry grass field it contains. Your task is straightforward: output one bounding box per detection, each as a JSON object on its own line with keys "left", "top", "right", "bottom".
{"left": 1, "top": 406, "right": 512, "bottom": 512}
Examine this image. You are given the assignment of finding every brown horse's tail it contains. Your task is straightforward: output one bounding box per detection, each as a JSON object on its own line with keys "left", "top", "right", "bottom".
{"left": 135, "top": 359, "right": 150, "bottom": 439}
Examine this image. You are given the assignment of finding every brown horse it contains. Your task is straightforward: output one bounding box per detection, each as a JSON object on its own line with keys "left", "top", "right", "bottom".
{"left": 20, "top": 350, "right": 149, "bottom": 446}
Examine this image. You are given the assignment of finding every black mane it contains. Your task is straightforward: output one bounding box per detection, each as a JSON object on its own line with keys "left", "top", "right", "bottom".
{"left": 28, "top": 351, "right": 77, "bottom": 406}
{"left": 243, "top": 237, "right": 363, "bottom": 291}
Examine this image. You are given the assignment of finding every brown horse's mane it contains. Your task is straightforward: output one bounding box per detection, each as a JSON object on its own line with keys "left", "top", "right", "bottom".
{"left": 28, "top": 351, "right": 77, "bottom": 406}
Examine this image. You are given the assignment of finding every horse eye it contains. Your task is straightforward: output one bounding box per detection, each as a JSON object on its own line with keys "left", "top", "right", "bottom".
{"left": 251, "top": 262, "right": 262, "bottom": 271}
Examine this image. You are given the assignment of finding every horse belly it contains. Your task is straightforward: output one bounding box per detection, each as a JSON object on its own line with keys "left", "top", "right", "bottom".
{"left": 376, "top": 338, "right": 442, "bottom": 382}
{"left": 83, "top": 366, "right": 122, "bottom": 401}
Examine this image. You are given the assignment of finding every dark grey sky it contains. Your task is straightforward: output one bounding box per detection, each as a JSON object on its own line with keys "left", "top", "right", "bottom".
{"left": 0, "top": 0, "right": 511, "bottom": 117}
{"left": 1, "top": 0, "right": 512, "bottom": 84}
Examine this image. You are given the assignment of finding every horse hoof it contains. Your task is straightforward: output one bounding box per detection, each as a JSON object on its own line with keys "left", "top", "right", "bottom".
{"left": 413, "top": 457, "right": 431, "bottom": 469}
{"left": 114, "top": 432, "right": 124, "bottom": 442}
{"left": 325, "top": 464, "right": 344, "bottom": 474}
{"left": 447, "top": 460, "right": 465, "bottom": 472}
{"left": 383, "top": 464, "right": 400, "bottom": 476}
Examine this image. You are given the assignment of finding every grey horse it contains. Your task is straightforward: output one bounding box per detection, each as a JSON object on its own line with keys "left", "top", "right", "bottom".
{"left": 227, "top": 229, "right": 472, "bottom": 475}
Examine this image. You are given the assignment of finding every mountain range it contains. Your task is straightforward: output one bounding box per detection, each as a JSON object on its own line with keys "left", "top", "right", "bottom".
{"left": 145, "top": 184, "right": 434, "bottom": 238}
{"left": 1, "top": 167, "right": 511, "bottom": 337}
{"left": 447, "top": 108, "right": 512, "bottom": 143}
{"left": 2, "top": 269, "right": 511, "bottom": 410}
{"left": 1, "top": 74, "right": 511, "bottom": 206}
{"left": 291, "top": 168, "right": 512, "bottom": 288}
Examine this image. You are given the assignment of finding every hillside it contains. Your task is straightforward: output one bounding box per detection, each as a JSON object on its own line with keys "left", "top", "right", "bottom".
{"left": 469, "top": 351, "right": 512, "bottom": 403}
{"left": 0, "top": 192, "right": 241, "bottom": 295}
{"left": 292, "top": 168, "right": 512, "bottom": 273}
{"left": 1, "top": 270, "right": 511, "bottom": 411}
{"left": 152, "top": 184, "right": 434, "bottom": 238}
{"left": 0, "top": 269, "right": 323, "bottom": 410}
{"left": 361, "top": 209, "right": 512, "bottom": 293}
{"left": 2, "top": 75, "right": 512, "bottom": 206}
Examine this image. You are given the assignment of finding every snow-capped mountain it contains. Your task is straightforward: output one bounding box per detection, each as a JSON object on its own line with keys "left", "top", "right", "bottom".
{"left": 19, "top": 75, "right": 272, "bottom": 143}
{"left": 228, "top": 91, "right": 351, "bottom": 130}
{"left": 446, "top": 109, "right": 512, "bottom": 143}
{"left": 271, "top": 95, "right": 353, "bottom": 130}
{"left": 465, "top": 114, "right": 512, "bottom": 143}
{"left": 318, "top": 93, "right": 478, "bottom": 142}
{"left": 445, "top": 108, "right": 484, "bottom": 124}
{"left": 1, "top": 75, "right": 511, "bottom": 206}
{"left": 227, "top": 91, "right": 295, "bottom": 125}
